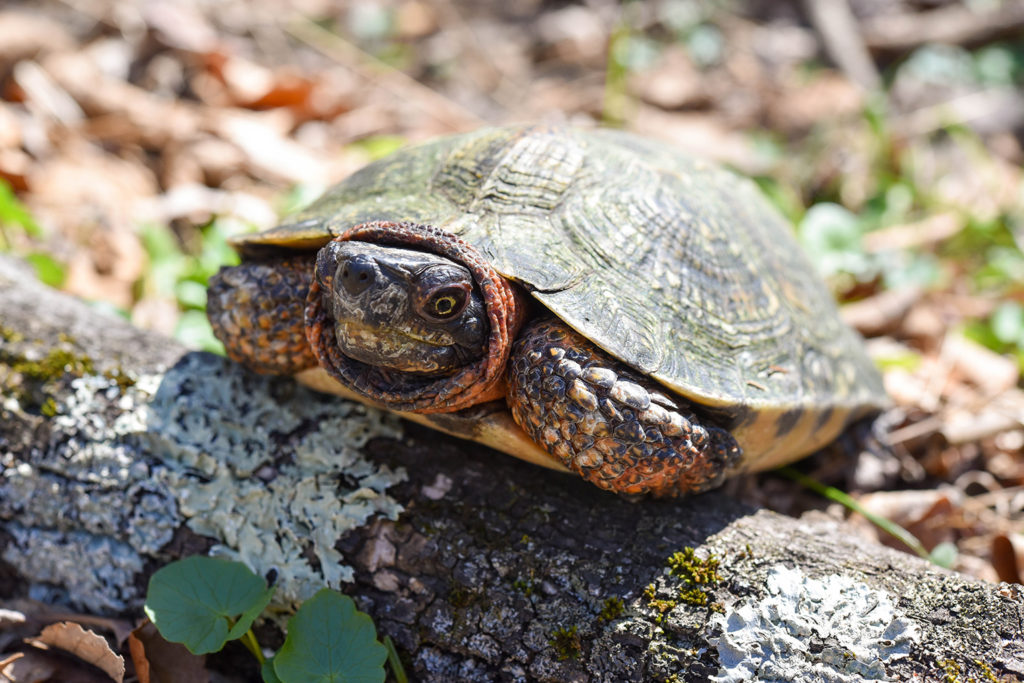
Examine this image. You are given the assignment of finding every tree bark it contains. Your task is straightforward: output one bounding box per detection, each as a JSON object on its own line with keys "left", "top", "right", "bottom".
{"left": 1, "top": 255, "right": 1021, "bottom": 682}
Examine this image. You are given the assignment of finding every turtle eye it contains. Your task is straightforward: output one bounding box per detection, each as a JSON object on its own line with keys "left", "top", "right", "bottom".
{"left": 420, "top": 284, "right": 470, "bottom": 321}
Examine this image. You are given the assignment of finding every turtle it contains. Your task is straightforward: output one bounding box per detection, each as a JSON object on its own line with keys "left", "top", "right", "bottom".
{"left": 207, "top": 125, "right": 886, "bottom": 497}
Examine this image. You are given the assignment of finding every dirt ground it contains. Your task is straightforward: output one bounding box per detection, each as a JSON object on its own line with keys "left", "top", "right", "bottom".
{"left": 1, "top": 0, "right": 1023, "bottom": 679}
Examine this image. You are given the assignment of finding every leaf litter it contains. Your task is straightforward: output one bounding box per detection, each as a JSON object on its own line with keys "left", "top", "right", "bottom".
{"left": 1, "top": 0, "right": 1023, "bottom": 678}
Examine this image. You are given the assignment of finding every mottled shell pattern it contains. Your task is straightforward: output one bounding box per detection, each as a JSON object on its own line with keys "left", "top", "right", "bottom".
{"left": 234, "top": 125, "right": 886, "bottom": 465}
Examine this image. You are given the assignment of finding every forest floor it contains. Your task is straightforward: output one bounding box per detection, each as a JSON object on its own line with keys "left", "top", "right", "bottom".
{"left": 1, "top": 0, "right": 1022, "bottom": 636}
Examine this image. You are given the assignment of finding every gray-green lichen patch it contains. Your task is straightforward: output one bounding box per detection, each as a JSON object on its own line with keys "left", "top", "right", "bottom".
{"left": 707, "top": 564, "right": 919, "bottom": 683}
{"left": 1, "top": 352, "right": 406, "bottom": 611}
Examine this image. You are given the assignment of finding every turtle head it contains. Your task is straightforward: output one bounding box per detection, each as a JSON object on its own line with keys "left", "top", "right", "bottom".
{"left": 303, "top": 222, "right": 524, "bottom": 414}
{"left": 312, "top": 240, "right": 488, "bottom": 375}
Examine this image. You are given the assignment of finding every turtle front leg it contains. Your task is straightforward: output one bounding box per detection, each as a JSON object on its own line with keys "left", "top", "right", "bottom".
{"left": 506, "top": 318, "right": 742, "bottom": 497}
{"left": 207, "top": 258, "right": 318, "bottom": 374}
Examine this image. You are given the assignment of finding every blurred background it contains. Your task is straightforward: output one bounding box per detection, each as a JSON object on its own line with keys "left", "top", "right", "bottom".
{"left": 1, "top": 0, "right": 1022, "bottom": 584}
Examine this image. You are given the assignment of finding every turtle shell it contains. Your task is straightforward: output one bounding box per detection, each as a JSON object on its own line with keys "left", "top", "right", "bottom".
{"left": 233, "top": 125, "right": 886, "bottom": 467}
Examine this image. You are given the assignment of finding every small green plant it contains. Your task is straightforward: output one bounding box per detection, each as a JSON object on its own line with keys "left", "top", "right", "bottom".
{"left": 666, "top": 547, "right": 720, "bottom": 585}
{"left": 778, "top": 466, "right": 957, "bottom": 568}
{"left": 0, "top": 180, "right": 66, "bottom": 287}
{"left": 643, "top": 547, "right": 724, "bottom": 620}
{"left": 0, "top": 180, "right": 42, "bottom": 248}
{"left": 512, "top": 576, "right": 535, "bottom": 596}
{"left": 548, "top": 625, "right": 582, "bottom": 661}
{"left": 597, "top": 596, "right": 624, "bottom": 622}
{"left": 145, "top": 556, "right": 399, "bottom": 683}
{"left": 965, "top": 302, "right": 1024, "bottom": 372}
{"left": 138, "top": 218, "right": 241, "bottom": 353}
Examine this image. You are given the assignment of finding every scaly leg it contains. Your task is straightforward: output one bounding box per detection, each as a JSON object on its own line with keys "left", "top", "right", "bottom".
{"left": 506, "top": 318, "right": 741, "bottom": 496}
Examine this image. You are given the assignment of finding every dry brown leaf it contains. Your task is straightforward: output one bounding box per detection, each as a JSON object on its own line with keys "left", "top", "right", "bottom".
{"left": 24, "top": 138, "right": 151, "bottom": 308}
{"left": 630, "top": 108, "right": 758, "bottom": 172}
{"left": 767, "top": 72, "right": 863, "bottom": 133}
{"left": 1, "top": 650, "right": 55, "bottom": 683}
{"left": 946, "top": 335, "right": 1020, "bottom": 398}
{"left": 33, "top": 621, "right": 125, "bottom": 683}
{"left": 0, "top": 651, "right": 25, "bottom": 670}
{"left": 143, "top": 1, "right": 220, "bottom": 54}
{"left": 396, "top": 0, "right": 440, "bottom": 38}
{"left": 0, "top": 11, "right": 74, "bottom": 65}
{"left": 205, "top": 51, "right": 276, "bottom": 106}
{"left": 856, "top": 489, "right": 962, "bottom": 551}
{"left": 0, "top": 599, "right": 130, "bottom": 644}
{"left": 536, "top": 4, "right": 608, "bottom": 65}
{"left": 882, "top": 366, "right": 932, "bottom": 409}
{"left": 3, "top": 645, "right": 113, "bottom": 683}
{"left": 41, "top": 52, "right": 202, "bottom": 149}
{"left": 213, "top": 110, "right": 329, "bottom": 185}
{"left": 841, "top": 287, "right": 922, "bottom": 337}
{"left": 159, "top": 135, "right": 248, "bottom": 189}
{"left": 861, "top": 212, "right": 963, "bottom": 253}
{"left": 857, "top": 489, "right": 956, "bottom": 523}
{"left": 943, "top": 406, "right": 1023, "bottom": 446}
{"left": 992, "top": 534, "right": 1024, "bottom": 584}
{"left": 0, "top": 103, "right": 22, "bottom": 149}
{"left": 629, "top": 45, "right": 706, "bottom": 110}
{"left": 128, "top": 620, "right": 208, "bottom": 683}
{"left": 12, "top": 60, "right": 84, "bottom": 125}
{"left": 900, "top": 303, "right": 946, "bottom": 346}
{"left": 0, "top": 148, "right": 31, "bottom": 191}
{"left": 955, "top": 552, "right": 1001, "bottom": 584}
{"left": 133, "top": 183, "right": 277, "bottom": 232}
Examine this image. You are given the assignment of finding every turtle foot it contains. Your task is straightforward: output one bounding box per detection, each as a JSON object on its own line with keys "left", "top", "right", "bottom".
{"left": 506, "top": 318, "right": 741, "bottom": 497}
{"left": 207, "top": 258, "right": 317, "bottom": 374}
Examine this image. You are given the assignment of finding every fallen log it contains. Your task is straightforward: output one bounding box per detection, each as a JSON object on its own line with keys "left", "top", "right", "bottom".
{"left": 1, "top": 255, "right": 1021, "bottom": 682}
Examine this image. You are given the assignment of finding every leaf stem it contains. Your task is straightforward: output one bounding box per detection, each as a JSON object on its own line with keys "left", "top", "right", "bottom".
{"left": 384, "top": 636, "right": 408, "bottom": 683}
{"left": 240, "top": 628, "right": 265, "bottom": 665}
{"left": 776, "top": 466, "right": 930, "bottom": 560}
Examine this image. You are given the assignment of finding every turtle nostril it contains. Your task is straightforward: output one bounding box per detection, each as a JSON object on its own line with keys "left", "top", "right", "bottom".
{"left": 338, "top": 256, "right": 376, "bottom": 295}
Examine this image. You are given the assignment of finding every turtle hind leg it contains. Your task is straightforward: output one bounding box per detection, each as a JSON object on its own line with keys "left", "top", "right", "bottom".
{"left": 207, "top": 258, "right": 318, "bottom": 375}
{"left": 506, "top": 317, "right": 742, "bottom": 497}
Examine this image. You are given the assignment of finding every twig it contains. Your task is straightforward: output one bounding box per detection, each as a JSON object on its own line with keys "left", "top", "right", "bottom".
{"left": 861, "top": 0, "right": 1024, "bottom": 52}
{"left": 802, "top": 0, "right": 881, "bottom": 91}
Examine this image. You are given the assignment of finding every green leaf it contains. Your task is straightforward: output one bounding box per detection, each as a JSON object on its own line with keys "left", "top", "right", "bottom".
{"left": 174, "top": 309, "right": 226, "bottom": 354}
{"left": 0, "top": 180, "right": 42, "bottom": 240}
{"left": 928, "top": 542, "right": 958, "bottom": 569}
{"left": 144, "top": 556, "right": 275, "bottom": 655}
{"left": 383, "top": 636, "right": 408, "bottom": 683}
{"left": 273, "top": 589, "right": 387, "bottom": 683}
{"left": 175, "top": 279, "right": 209, "bottom": 310}
{"left": 262, "top": 656, "right": 283, "bottom": 683}
{"left": 990, "top": 302, "right": 1024, "bottom": 346}
{"left": 347, "top": 135, "right": 407, "bottom": 162}
{"left": 798, "top": 202, "right": 874, "bottom": 280}
{"left": 23, "top": 252, "right": 66, "bottom": 288}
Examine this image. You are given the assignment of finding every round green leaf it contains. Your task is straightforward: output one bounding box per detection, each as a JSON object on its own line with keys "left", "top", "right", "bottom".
{"left": 262, "top": 656, "right": 283, "bottom": 683}
{"left": 991, "top": 302, "right": 1024, "bottom": 346}
{"left": 929, "top": 542, "right": 958, "bottom": 569}
{"left": 144, "top": 556, "right": 275, "bottom": 655}
{"left": 274, "top": 589, "right": 387, "bottom": 683}
{"left": 798, "top": 202, "right": 872, "bottom": 279}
